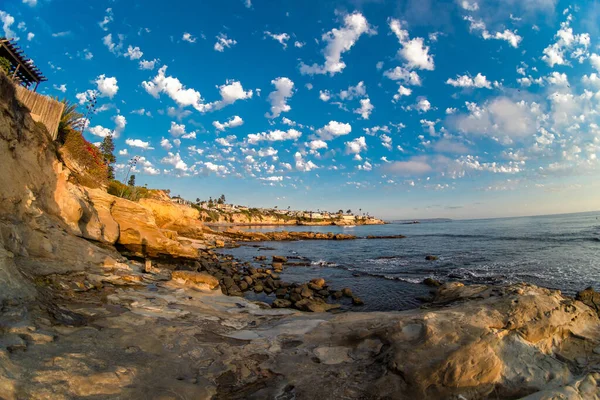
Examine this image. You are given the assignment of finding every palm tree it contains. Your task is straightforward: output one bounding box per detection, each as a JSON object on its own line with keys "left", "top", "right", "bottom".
{"left": 55, "top": 98, "right": 83, "bottom": 143}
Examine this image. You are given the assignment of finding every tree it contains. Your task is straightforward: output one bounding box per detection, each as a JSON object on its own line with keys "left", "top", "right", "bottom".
{"left": 346, "top": 209, "right": 352, "bottom": 214}
{"left": 196, "top": 198, "right": 200, "bottom": 204}
{"left": 99, "top": 134, "right": 116, "bottom": 180}
{"left": 127, "top": 174, "right": 136, "bottom": 186}
{"left": 338, "top": 209, "right": 344, "bottom": 214}
{"left": 218, "top": 194, "right": 226, "bottom": 204}
{"left": 54, "top": 98, "right": 83, "bottom": 143}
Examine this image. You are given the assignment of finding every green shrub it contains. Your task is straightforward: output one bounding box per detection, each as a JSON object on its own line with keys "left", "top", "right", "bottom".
{"left": 0, "top": 57, "right": 11, "bottom": 75}
{"left": 107, "top": 180, "right": 150, "bottom": 201}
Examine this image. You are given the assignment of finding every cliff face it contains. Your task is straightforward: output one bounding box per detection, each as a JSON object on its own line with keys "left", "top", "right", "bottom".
{"left": 200, "top": 209, "right": 385, "bottom": 226}
{"left": 0, "top": 71, "right": 201, "bottom": 303}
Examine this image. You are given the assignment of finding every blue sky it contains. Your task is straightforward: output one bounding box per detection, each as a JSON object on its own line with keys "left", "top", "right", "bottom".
{"left": 2, "top": 0, "right": 600, "bottom": 219}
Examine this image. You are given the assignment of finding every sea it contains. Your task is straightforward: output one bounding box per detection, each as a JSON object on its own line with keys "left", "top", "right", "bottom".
{"left": 219, "top": 211, "right": 600, "bottom": 311}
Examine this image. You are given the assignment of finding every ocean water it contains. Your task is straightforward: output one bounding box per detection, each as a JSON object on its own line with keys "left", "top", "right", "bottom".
{"left": 220, "top": 211, "right": 600, "bottom": 311}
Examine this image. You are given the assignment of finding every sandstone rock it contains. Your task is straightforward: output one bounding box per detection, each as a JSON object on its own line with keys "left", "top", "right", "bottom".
{"left": 295, "top": 298, "right": 341, "bottom": 312}
{"left": 310, "top": 278, "right": 326, "bottom": 288}
{"left": 342, "top": 288, "right": 353, "bottom": 298}
{"left": 171, "top": 271, "right": 219, "bottom": 290}
{"left": 272, "top": 299, "right": 292, "bottom": 308}
{"left": 352, "top": 297, "right": 365, "bottom": 306}
{"left": 332, "top": 291, "right": 343, "bottom": 299}
{"left": 301, "top": 286, "right": 313, "bottom": 298}
{"left": 576, "top": 287, "right": 600, "bottom": 317}
{"left": 254, "top": 284, "right": 264, "bottom": 293}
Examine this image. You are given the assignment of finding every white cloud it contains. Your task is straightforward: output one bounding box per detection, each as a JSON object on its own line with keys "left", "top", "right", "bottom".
{"left": 53, "top": 84, "right": 67, "bottom": 93}
{"left": 383, "top": 66, "right": 421, "bottom": 86}
{"left": 314, "top": 121, "right": 352, "bottom": 140}
{"left": 119, "top": 149, "right": 128, "bottom": 156}
{"left": 307, "top": 139, "right": 328, "bottom": 150}
{"left": 259, "top": 176, "right": 283, "bottom": 182}
{"left": 590, "top": 54, "right": 600, "bottom": 73}
{"left": 126, "top": 138, "right": 152, "bottom": 149}
{"left": 216, "top": 136, "right": 235, "bottom": 147}
{"left": 542, "top": 17, "right": 590, "bottom": 67}
{"left": 75, "top": 89, "right": 97, "bottom": 105}
{"left": 299, "top": 12, "right": 375, "bottom": 76}
{"left": 88, "top": 125, "right": 113, "bottom": 138}
{"left": 464, "top": 16, "right": 522, "bottom": 48}
{"left": 139, "top": 59, "right": 158, "bottom": 70}
{"left": 358, "top": 161, "right": 372, "bottom": 171}
{"left": 160, "top": 138, "right": 173, "bottom": 150}
{"left": 294, "top": 41, "right": 305, "bottom": 48}
{"left": 319, "top": 90, "right": 331, "bottom": 102}
{"left": 99, "top": 8, "right": 113, "bottom": 31}
{"left": 213, "top": 115, "right": 244, "bottom": 131}
{"left": 247, "top": 129, "right": 302, "bottom": 144}
{"left": 546, "top": 71, "right": 569, "bottom": 86}
{"left": 102, "top": 33, "right": 124, "bottom": 54}
{"left": 415, "top": 98, "right": 431, "bottom": 113}
{"left": 95, "top": 75, "right": 119, "bottom": 98}
{"left": 393, "top": 85, "right": 412, "bottom": 102}
{"left": 113, "top": 115, "right": 126, "bottom": 135}
{"left": 265, "top": 77, "right": 294, "bottom": 119}
{"left": 124, "top": 45, "right": 143, "bottom": 60}
{"left": 339, "top": 81, "right": 367, "bottom": 100}
{"left": 214, "top": 33, "right": 237, "bottom": 52}
{"left": 454, "top": 97, "right": 537, "bottom": 140}
{"left": 142, "top": 65, "right": 204, "bottom": 111}
{"left": 446, "top": 73, "right": 492, "bottom": 89}
{"left": 204, "top": 80, "right": 253, "bottom": 112}
{"left": 0, "top": 11, "right": 17, "bottom": 39}
{"left": 23, "top": 0, "right": 37, "bottom": 6}
{"left": 461, "top": 1, "right": 479, "bottom": 11}
{"left": 27, "top": 32, "right": 34, "bottom": 41}
{"left": 446, "top": 107, "right": 457, "bottom": 114}
{"left": 182, "top": 32, "right": 197, "bottom": 43}
{"left": 354, "top": 98, "right": 374, "bottom": 119}
{"left": 389, "top": 19, "right": 434, "bottom": 70}
{"left": 294, "top": 152, "right": 318, "bottom": 171}
{"left": 161, "top": 152, "right": 188, "bottom": 171}
{"left": 345, "top": 136, "right": 367, "bottom": 154}
{"left": 168, "top": 121, "right": 195, "bottom": 138}
{"left": 384, "top": 156, "right": 432, "bottom": 176}
{"left": 265, "top": 31, "right": 290, "bottom": 49}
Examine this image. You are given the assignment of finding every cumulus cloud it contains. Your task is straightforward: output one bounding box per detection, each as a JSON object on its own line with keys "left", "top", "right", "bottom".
{"left": 294, "top": 152, "right": 318, "bottom": 171}
{"left": 124, "top": 45, "right": 143, "bottom": 60}
{"left": 95, "top": 75, "right": 119, "bottom": 98}
{"left": 99, "top": 8, "right": 113, "bottom": 31}
{"left": 319, "top": 90, "right": 331, "bottom": 102}
{"left": 299, "top": 12, "right": 375, "bottom": 76}
{"left": 247, "top": 129, "right": 302, "bottom": 144}
{"left": 0, "top": 11, "right": 17, "bottom": 39}
{"left": 314, "top": 121, "right": 352, "bottom": 140}
{"left": 265, "top": 77, "right": 294, "bottom": 119}
{"left": 265, "top": 31, "right": 290, "bottom": 49}
{"left": 213, "top": 115, "right": 244, "bottom": 131}
{"left": 389, "top": 19, "right": 435, "bottom": 70}
{"left": 383, "top": 66, "right": 421, "bottom": 86}
{"left": 203, "top": 80, "right": 253, "bottom": 112}
{"left": 161, "top": 152, "right": 188, "bottom": 171}
{"left": 345, "top": 136, "right": 367, "bottom": 154}
{"left": 446, "top": 73, "right": 492, "bottom": 89}
{"left": 126, "top": 138, "right": 152, "bottom": 149}
{"left": 393, "top": 85, "right": 412, "bottom": 102}
{"left": 307, "top": 139, "right": 328, "bottom": 150}
{"left": 182, "top": 32, "right": 196, "bottom": 43}
{"left": 214, "top": 33, "right": 236, "bottom": 52}
{"left": 542, "top": 16, "right": 590, "bottom": 67}
{"left": 102, "top": 33, "right": 124, "bottom": 54}
{"left": 139, "top": 59, "right": 158, "bottom": 70}
{"left": 452, "top": 97, "right": 538, "bottom": 140}
{"left": 354, "top": 98, "right": 374, "bottom": 119}
{"left": 339, "top": 81, "right": 367, "bottom": 100}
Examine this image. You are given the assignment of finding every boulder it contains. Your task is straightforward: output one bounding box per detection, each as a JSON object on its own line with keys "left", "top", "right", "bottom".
{"left": 423, "top": 277, "right": 442, "bottom": 287}
{"left": 171, "top": 271, "right": 219, "bottom": 290}
{"left": 272, "top": 255, "right": 288, "bottom": 263}
{"left": 301, "top": 286, "right": 314, "bottom": 298}
{"left": 310, "top": 278, "right": 326, "bottom": 288}
{"left": 272, "top": 299, "right": 293, "bottom": 308}
{"left": 341, "top": 288, "right": 353, "bottom": 298}
{"left": 425, "top": 255, "right": 439, "bottom": 261}
{"left": 254, "top": 284, "right": 264, "bottom": 293}
{"left": 352, "top": 296, "right": 365, "bottom": 306}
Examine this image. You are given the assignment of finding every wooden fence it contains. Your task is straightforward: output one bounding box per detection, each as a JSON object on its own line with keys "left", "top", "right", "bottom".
{"left": 15, "top": 85, "right": 64, "bottom": 140}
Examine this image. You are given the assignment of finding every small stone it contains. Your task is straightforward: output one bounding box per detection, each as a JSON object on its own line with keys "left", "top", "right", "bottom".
{"left": 425, "top": 255, "right": 439, "bottom": 261}
{"left": 423, "top": 277, "right": 442, "bottom": 287}
{"left": 310, "top": 278, "right": 326, "bottom": 288}
{"left": 243, "top": 276, "right": 253, "bottom": 285}
{"left": 272, "top": 255, "right": 288, "bottom": 263}
{"left": 342, "top": 288, "right": 353, "bottom": 298}
{"left": 352, "top": 297, "right": 364, "bottom": 306}
{"left": 332, "top": 291, "right": 343, "bottom": 299}
{"left": 222, "top": 276, "right": 235, "bottom": 289}
{"left": 239, "top": 281, "right": 248, "bottom": 291}
{"left": 276, "top": 288, "right": 288, "bottom": 298}
{"left": 254, "top": 284, "right": 264, "bottom": 293}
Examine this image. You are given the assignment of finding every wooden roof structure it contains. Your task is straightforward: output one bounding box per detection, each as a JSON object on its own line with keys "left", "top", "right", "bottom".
{"left": 0, "top": 37, "right": 47, "bottom": 91}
